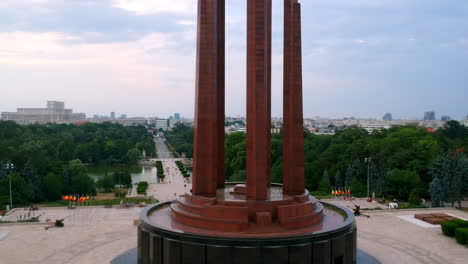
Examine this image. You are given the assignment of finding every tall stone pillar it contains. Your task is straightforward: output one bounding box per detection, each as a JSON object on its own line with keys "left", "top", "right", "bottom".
{"left": 246, "top": 0, "right": 272, "bottom": 200}
{"left": 193, "top": 0, "right": 225, "bottom": 197}
{"left": 216, "top": 0, "right": 225, "bottom": 188}
{"left": 283, "top": 0, "right": 305, "bottom": 195}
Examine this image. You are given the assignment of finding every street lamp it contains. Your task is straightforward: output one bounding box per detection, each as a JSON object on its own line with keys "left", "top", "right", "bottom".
{"left": 5, "top": 162, "right": 14, "bottom": 210}
{"left": 365, "top": 158, "right": 371, "bottom": 199}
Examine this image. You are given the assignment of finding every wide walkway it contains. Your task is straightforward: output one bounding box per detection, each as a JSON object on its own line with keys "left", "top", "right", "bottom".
{"left": 146, "top": 159, "right": 191, "bottom": 201}
{"left": 1, "top": 205, "right": 467, "bottom": 263}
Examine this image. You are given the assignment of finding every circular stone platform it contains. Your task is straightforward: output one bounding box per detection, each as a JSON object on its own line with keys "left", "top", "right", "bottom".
{"left": 138, "top": 184, "right": 357, "bottom": 264}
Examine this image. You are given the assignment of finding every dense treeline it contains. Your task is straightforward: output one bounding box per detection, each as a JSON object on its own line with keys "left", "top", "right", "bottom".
{"left": 167, "top": 121, "right": 468, "bottom": 203}
{"left": 166, "top": 124, "right": 193, "bottom": 158}
{"left": 0, "top": 121, "right": 155, "bottom": 209}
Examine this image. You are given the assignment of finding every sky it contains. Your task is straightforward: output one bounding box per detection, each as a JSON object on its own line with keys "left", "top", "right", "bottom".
{"left": 0, "top": 0, "right": 467, "bottom": 120}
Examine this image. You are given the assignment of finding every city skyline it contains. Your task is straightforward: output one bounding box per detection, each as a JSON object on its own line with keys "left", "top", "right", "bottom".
{"left": 0, "top": 99, "right": 466, "bottom": 121}
{"left": 0, "top": 0, "right": 467, "bottom": 119}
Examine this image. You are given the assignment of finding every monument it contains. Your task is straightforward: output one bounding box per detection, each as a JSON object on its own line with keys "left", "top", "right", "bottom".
{"left": 138, "top": 1, "right": 357, "bottom": 263}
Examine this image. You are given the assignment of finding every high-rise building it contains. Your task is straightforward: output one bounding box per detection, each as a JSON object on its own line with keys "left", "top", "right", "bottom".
{"left": 465, "top": 115, "right": 468, "bottom": 121}
{"left": 383, "top": 113, "right": 392, "bottom": 121}
{"left": 424, "top": 111, "right": 436, "bottom": 121}
{"left": 111, "top": 112, "right": 116, "bottom": 119}
{"left": 1, "top": 101, "right": 85, "bottom": 125}
{"left": 174, "top": 113, "right": 181, "bottom": 120}
{"left": 441, "top": 115, "right": 451, "bottom": 122}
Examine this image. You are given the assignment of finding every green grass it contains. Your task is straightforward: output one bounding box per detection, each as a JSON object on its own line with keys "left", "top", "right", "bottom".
{"left": 456, "top": 207, "right": 468, "bottom": 213}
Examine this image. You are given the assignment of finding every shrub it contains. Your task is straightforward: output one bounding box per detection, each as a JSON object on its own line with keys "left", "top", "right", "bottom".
{"left": 450, "top": 219, "right": 468, "bottom": 227}
{"left": 441, "top": 221, "right": 459, "bottom": 236}
{"left": 441, "top": 219, "right": 468, "bottom": 237}
{"left": 455, "top": 228, "right": 468, "bottom": 245}
{"left": 137, "top": 181, "right": 149, "bottom": 195}
{"left": 408, "top": 189, "right": 421, "bottom": 205}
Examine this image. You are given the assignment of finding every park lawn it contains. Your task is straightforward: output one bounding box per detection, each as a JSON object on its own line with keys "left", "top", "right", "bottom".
{"left": 94, "top": 192, "right": 117, "bottom": 200}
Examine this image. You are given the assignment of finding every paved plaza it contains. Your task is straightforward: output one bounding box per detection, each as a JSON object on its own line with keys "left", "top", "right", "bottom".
{"left": 1, "top": 204, "right": 467, "bottom": 263}
{"left": 0, "top": 207, "right": 143, "bottom": 264}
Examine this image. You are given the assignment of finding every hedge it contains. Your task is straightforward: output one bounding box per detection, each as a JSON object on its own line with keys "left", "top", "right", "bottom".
{"left": 175, "top": 161, "right": 190, "bottom": 178}
{"left": 156, "top": 161, "right": 165, "bottom": 179}
{"left": 441, "top": 219, "right": 468, "bottom": 237}
{"left": 455, "top": 228, "right": 468, "bottom": 245}
{"left": 137, "top": 181, "right": 149, "bottom": 195}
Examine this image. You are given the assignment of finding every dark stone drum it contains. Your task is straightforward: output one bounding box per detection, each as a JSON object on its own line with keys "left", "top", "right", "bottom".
{"left": 138, "top": 201, "right": 357, "bottom": 264}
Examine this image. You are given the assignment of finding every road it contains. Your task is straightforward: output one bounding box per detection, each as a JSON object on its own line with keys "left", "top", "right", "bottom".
{"left": 155, "top": 137, "right": 173, "bottom": 159}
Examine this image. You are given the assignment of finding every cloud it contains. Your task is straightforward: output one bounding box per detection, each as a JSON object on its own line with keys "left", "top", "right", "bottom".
{"left": 112, "top": 0, "right": 196, "bottom": 15}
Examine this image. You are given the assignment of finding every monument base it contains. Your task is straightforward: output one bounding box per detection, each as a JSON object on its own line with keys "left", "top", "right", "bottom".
{"left": 138, "top": 198, "right": 357, "bottom": 264}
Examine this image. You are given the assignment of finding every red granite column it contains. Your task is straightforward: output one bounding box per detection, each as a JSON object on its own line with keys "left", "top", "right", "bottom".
{"left": 283, "top": 0, "right": 305, "bottom": 195}
{"left": 217, "top": 0, "right": 226, "bottom": 188}
{"left": 193, "top": 0, "right": 224, "bottom": 197}
{"left": 246, "top": 0, "right": 272, "bottom": 200}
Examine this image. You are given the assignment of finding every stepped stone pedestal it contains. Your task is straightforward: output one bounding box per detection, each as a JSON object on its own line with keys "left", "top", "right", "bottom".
{"left": 138, "top": 184, "right": 357, "bottom": 264}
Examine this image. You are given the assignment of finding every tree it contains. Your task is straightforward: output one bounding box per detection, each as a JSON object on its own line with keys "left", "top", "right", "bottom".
{"left": 345, "top": 159, "right": 360, "bottom": 187}
{"left": 21, "top": 161, "right": 42, "bottom": 202}
{"left": 429, "top": 152, "right": 468, "bottom": 207}
{"left": 408, "top": 189, "right": 421, "bottom": 206}
{"left": 126, "top": 148, "right": 143, "bottom": 164}
{"left": 42, "top": 173, "right": 62, "bottom": 201}
{"left": 0, "top": 172, "right": 31, "bottom": 207}
{"left": 63, "top": 160, "right": 96, "bottom": 195}
{"left": 335, "top": 170, "right": 344, "bottom": 188}
{"left": 229, "top": 170, "right": 246, "bottom": 182}
{"left": 318, "top": 169, "right": 331, "bottom": 194}
{"left": 429, "top": 176, "right": 444, "bottom": 207}
{"left": 441, "top": 120, "right": 468, "bottom": 139}
{"left": 386, "top": 169, "right": 421, "bottom": 201}
{"left": 97, "top": 173, "right": 115, "bottom": 192}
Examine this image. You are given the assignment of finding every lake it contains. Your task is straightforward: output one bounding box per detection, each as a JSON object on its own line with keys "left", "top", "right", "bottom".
{"left": 88, "top": 165, "right": 159, "bottom": 184}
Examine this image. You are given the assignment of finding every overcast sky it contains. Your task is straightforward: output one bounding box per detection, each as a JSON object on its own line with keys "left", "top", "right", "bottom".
{"left": 0, "top": 0, "right": 467, "bottom": 119}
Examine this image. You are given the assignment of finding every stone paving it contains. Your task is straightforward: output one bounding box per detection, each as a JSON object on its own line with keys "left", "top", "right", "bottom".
{"left": 145, "top": 159, "right": 192, "bottom": 202}
{"left": 0, "top": 207, "right": 142, "bottom": 264}
{"left": 354, "top": 208, "right": 468, "bottom": 264}
{"left": 1, "top": 202, "right": 467, "bottom": 263}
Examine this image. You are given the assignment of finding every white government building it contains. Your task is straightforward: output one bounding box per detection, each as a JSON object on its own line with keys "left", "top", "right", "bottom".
{"left": 1, "top": 101, "right": 86, "bottom": 125}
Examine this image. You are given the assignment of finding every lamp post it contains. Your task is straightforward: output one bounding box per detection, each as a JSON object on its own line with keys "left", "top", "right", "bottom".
{"left": 365, "top": 158, "right": 371, "bottom": 199}
{"left": 5, "top": 162, "right": 14, "bottom": 210}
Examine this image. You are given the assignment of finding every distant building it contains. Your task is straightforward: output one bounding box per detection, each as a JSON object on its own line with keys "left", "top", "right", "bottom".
{"left": 111, "top": 112, "right": 116, "bottom": 119}
{"left": 113, "top": 117, "right": 147, "bottom": 126}
{"left": 424, "top": 111, "right": 436, "bottom": 121}
{"left": 382, "top": 113, "right": 392, "bottom": 121}
{"left": 441, "top": 115, "right": 451, "bottom": 122}
{"left": 465, "top": 115, "right": 468, "bottom": 121}
{"left": 174, "top": 113, "right": 181, "bottom": 120}
{"left": 358, "top": 120, "right": 390, "bottom": 133}
{"left": 120, "top": 114, "right": 127, "bottom": 119}
{"left": 155, "top": 119, "right": 169, "bottom": 130}
{"left": 1, "top": 101, "right": 85, "bottom": 125}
